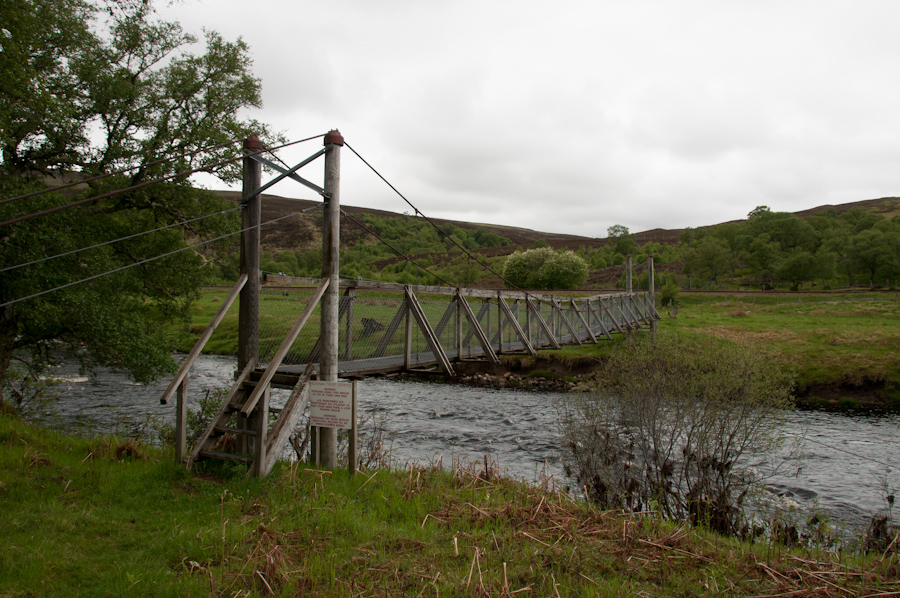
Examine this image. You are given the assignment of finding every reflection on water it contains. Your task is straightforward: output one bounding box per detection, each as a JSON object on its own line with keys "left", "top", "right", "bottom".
{"left": 36, "top": 354, "right": 899, "bottom": 531}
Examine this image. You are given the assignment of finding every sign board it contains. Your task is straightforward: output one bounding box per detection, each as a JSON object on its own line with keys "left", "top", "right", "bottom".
{"left": 309, "top": 381, "right": 354, "bottom": 429}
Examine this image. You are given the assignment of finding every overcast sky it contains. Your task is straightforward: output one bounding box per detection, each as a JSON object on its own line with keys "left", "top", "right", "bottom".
{"left": 160, "top": 0, "right": 900, "bottom": 238}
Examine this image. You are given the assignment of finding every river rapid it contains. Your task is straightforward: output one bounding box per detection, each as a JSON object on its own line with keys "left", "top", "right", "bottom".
{"left": 35, "top": 354, "right": 899, "bottom": 533}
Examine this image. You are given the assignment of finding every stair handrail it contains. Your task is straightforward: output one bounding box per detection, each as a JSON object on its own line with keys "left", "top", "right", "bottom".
{"left": 241, "top": 277, "right": 329, "bottom": 416}
{"left": 159, "top": 273, "right": 249, "bottom": 405}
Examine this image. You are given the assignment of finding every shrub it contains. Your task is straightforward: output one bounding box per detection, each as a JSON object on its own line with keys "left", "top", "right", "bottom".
{"left": 559, "top": 334, "right": 794, "bottom": 536}
{"left": 660, "top": 282, "right": 680, "bottom": 307}
{"left": 502, "top": 248, "right": 588, "bottom": 290}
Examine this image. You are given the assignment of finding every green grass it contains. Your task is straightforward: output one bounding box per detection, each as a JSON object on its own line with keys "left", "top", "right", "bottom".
{"left": 1, "top": 412, "right": 897, "bottom": 596}
{"left": 497, "top": 292, "right": 900, "bottom": 400}
{"left": 667, "top": 292, "right": 900, "bottom": 390}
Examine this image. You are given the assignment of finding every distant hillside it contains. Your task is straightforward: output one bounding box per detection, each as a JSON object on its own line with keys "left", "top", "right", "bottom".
{"left": 217, "top": 191, "right": 592, "bottom": 254}
{"left": 221, "top": 191, "right": 897, "bottom": 254}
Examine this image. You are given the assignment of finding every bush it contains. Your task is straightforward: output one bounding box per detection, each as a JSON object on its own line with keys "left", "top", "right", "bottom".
{"left": 502, "top": 248, "right": 588, "bottom": 290}
{"left": 559, "top": 334, "right": 794, "bottom": 536}
{"left": 660, "top": 282, "right": 680, "bottom": 307}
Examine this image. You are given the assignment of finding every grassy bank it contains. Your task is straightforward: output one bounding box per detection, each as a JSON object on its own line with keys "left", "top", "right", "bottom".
{"left": 667, "top": 292, "right": 900, "bottom": 406}
{"left": 1, "top": 413, "right": 898, "bottom": 597}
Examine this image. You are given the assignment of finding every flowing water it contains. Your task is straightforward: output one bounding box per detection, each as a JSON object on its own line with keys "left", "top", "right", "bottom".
{"left": 35, "top": 354, "right": 899, "bottom": 532}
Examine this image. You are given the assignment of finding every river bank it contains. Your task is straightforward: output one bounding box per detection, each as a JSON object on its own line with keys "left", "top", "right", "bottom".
{"left": 2, "top": 412, "right": 897, "bottom": 597}
{"left": 405, "top": 349, "right": 900, "bottom": 412}
{"left": 36, "top": 354, "right": 900, "bottom": 532}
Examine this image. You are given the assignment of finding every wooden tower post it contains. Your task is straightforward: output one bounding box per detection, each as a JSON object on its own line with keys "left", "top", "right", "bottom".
{"left": 626, "top": 254, "right": 633, "bottom": 295}
{"left": 239, "top": 135, "right": 263, "bottom": 456}
{"left": 319, "top": 130, "right": 343, "bottom": 469}
{"left": 239, "top": 135, "right": 262, "bottom": 371}
{"left": 649, "top": 255, "right": 657, "bottom": 337}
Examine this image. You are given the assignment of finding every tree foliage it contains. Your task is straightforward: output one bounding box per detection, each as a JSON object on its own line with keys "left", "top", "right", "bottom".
{"left": 0, "top": 0, "right": 274, "bottom": 405}
{"left": 678, "top": 204, "right": 900, "bottom": 289}
{"left": 502, "top": 248, "right": 588, "bottom": 290}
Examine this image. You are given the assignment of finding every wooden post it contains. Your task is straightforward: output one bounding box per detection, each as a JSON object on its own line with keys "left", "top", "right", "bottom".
{"left": 249, "top": 386, "right": 269, "bottom": 477}
{"left": 319, "top": 129, "right": 342, "bottom": 469}
{"left": 175, "top": 377, "right": 187, "bottom": 462}
{"left": 485, "top": 299, "right": 491, "bottom": 350}
{"left": 626, "top": 254, "right": 633, "bottom": 295}
{"left": 349, "top": 381, "right": 357, "bottom": 475}
{"left": 649, "top": 255, "right": 657, "bottom": 337}
{"left": 404, "top": 299, "right": 413, "bottom": 368}
{"left": 238, "top": 135, "right": 262, "bottom": 458}
{"left": 526, "top": 297, "right": 532, "bottom": 345}
{"left": 238, "top": 135, "right": 262, "bottom": 372}
{"left": 455, "top": 296, "right": 462, "bottom": 360}
{"left": 625, "top": 254, "right": 633, "bottom": 340}
{"left": 497, "top": 295, "right": 503, "bottom": 354}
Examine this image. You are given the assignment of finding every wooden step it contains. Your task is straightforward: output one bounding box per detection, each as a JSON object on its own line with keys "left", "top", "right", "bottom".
{"left": 198, "top": 450, "right": 253, "bottom": 464}
{"left": 213, "top": 426, "right": 257, "bottom": 437}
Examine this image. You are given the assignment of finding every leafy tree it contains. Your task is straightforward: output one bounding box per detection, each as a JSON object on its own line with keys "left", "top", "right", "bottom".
{"left": 502, "top": 248, "right": 588, "bottom": 290}
{"left": 742, "top": 233, "right": 781, "bottom": 278}
{"left": 849, "top": 228, "right": 889, "bottom": 286}
{"left": 747, "top": 205, "right": 772, "bottom": 219}
{"left": 607, "top": 224, "right": 629, "bottom": 238}
{"left": 683, "top": 237, "right": 733, "bottom": 284}
{"left": 607, "top": 224, "right": 635, "bottom": 256}
{"left": 0, "top": 0, "right": 273, "bottom": 406}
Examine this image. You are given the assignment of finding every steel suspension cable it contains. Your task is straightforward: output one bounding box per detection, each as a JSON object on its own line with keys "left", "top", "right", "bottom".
{"left": 0, "top": 211, "right": 300, "bottom": 308}
{"left": 339, "top": 209, "right": 457, "bottom": 288}
{"left": 0, "top": 134, "right": 327, "bottom": 229}
{"left": 344, "top": 142, "right": 535, "bottom": 297}
{"left": 0, "top": 139, "right": 240, "bottom": 207}
{"left": 0, "top": 206, "right": 240, "bottom": 273}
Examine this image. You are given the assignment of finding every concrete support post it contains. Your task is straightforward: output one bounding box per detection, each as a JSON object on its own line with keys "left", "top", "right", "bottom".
{"left": 319, "top": 130, "right": 343, "bottom": 469}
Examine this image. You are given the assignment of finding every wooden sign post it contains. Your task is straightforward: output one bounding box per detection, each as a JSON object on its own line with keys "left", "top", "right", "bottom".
{"left": 309, "top": 380, "right": 358, "bottom": 474}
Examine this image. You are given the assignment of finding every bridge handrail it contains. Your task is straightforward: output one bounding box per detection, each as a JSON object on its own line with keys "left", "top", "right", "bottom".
{"left": 264, "top": 274, "right": 648, "bottom": 302}
{"left": 159, "top": 273, "right": 248, "bottom": 405}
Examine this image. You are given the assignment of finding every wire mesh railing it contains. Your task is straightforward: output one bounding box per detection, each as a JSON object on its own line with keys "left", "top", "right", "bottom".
{"left": 256, "top": 279, "right": 659, "bottom": 375}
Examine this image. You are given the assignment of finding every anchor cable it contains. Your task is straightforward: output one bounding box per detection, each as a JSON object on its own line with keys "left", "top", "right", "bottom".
{"left": 0, "top": 134, "right": 327, "bottom": 229}
{"left": 339, "top": 209, "right": 457, "bottom": 288}
{"left": 0, "top": 206, "right": 240, "bottom": 273}
{"left": 344, "top": 142, "right": 535, "bottom": 297}
{"left": 0, "top": 211, "right": 300, "bottom": 308}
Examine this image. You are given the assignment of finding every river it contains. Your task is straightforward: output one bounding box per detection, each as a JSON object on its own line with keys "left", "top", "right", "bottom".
{"left": 34, "top": 354, "right": 899, "bottom": 533}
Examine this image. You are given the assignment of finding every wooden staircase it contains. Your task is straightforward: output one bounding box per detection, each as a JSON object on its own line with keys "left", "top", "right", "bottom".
{"left": 187, "top": 361, "right": 317, "bottom": 477}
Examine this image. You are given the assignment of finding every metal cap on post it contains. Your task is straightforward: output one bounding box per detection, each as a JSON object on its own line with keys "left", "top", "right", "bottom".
{"left": 319, "top": 129, "right": 342, "bottom": 469}
{"left": 324, "top": 129, "right": 344, "bottom": 147}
